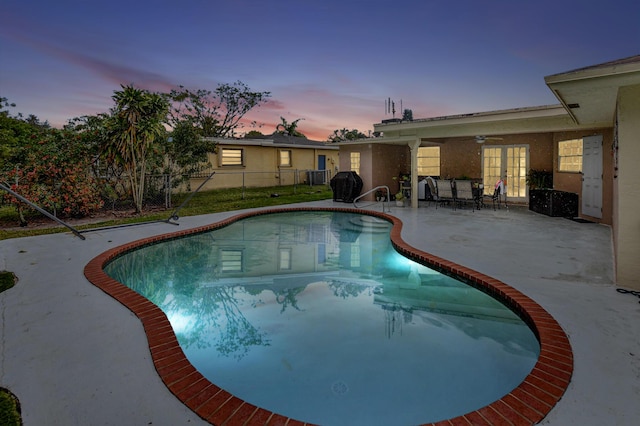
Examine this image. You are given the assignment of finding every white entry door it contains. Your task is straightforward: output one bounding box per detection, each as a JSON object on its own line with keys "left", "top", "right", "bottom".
{"left": 582, "top": 135, "right": 603, "bottom": 218}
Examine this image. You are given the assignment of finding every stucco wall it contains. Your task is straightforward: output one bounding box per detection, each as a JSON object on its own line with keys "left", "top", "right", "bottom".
{"left": 191, "top": 144, "right": 338, "bottom": 190}
{"left": 441, "top": 139, "right": 482, "bottom": 180}
{"left": 552, "top": 128, "right": 613, "bottom": 224}
{"left": 339, "top": 144, "right": 410, "bottom": 201}
{"left": 526, "top": 133, "right": 555, "bottom": 171}
{"left": 439, "top": 133, "right": 553, "bottom": 181}
{"left": 373, "top": 144, "right": 409, "bottom": 196}
{"left": 615, "top": 84, "right": 640, "bottom": 290}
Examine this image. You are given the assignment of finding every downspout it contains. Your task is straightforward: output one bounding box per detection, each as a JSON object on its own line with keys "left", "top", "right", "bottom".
{"left": 409, "top": 139, "right": 421, "bottom": 209}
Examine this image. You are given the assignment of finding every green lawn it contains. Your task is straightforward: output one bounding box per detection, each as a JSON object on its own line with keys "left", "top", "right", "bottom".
{"left": 0, "top": 270, "right": 16, "bottom": 292}
{"left": 0, "top": 387, "right": 21, "bottom": 426}
{"left": 0, "top": 184, "right": 334, "bottom": 240}
{"left": 0, "top": 272, "right": 20, "bottom": 424}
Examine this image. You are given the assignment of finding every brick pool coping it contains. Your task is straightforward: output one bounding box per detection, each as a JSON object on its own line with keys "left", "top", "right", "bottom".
{"left": 84, "top": 207, "right": 573, "bottom": 426}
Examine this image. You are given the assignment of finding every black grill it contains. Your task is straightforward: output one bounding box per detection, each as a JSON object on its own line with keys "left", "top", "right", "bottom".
{"left": 330, "top": 171, "right": 363, "bottom": 203}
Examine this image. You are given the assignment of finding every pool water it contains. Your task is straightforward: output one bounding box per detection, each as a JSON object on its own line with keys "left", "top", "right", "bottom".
{"left": 105, "top": 211, "right": 540, "bottom": 425}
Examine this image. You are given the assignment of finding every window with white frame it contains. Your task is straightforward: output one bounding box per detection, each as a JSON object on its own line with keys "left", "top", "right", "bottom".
{"left": 350, "top": 244, "right": 360, "bottom": 268}
{"left": 417, "top": 146, "right": 440, "bottom": 176}
{"left": 558, "top": 139, "right": 583, "bottom": 172}
{"left": 220, "top": 249, "right": 243, "bottom": 272}
{"left": 278, "top": 248, "right": 292, "bottom": 270}
{"left": 350, "top": 152, "right": 360, "bottom": 174}
{"left": 279, "top": 149, "right": 292, "bottom": 167}
{"left": 220, "top": 148, "right": 243, "bottom": 166}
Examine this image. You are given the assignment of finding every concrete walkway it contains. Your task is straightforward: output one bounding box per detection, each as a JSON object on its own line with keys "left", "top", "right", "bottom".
{"left": 1, "top": 201, "right": 638, "bottom": 425}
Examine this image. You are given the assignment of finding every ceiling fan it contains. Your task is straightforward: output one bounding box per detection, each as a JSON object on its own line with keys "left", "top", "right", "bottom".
{"left": 474, "top": 135, "right": 503, "bottom": 144}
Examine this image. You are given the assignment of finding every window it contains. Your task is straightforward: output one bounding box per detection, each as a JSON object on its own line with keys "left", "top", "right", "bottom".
{"left": 350, "top": 244, "right": 360, "bottom": 268}
{"left": 350, "top": 152, "right": 360, "bottom": 174}
{"left": 278, "top": 248, "right": 292, "bottom": 270}
{"left": 279, "top": 150, "right": 292, "bottom": 167}
{"left": 220, "top": 148, "right": 243, "bottom": 166}
{"left": 220, "top": 250, "right": 243, "bottom": 272}
{"left": 417, "top": 146, "right": 440, "bottom": 176}
{"left": 558, "top": 139, "right": 583, "bottom": 172}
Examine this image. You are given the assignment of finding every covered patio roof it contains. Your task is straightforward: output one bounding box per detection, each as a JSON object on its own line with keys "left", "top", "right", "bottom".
{"left": 357, "top": 104, "right": 597, "bottom": 147}
{"left": 545, "top": 54, "right": 640, "bottom": 126}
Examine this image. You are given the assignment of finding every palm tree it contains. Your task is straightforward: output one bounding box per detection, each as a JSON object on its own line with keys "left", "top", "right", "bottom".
{"left": 110, "top": 85, "right": 169, "bottom": 212}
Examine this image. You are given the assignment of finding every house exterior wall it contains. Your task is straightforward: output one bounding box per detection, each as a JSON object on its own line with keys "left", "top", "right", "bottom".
{"left": 339, "top": 143, "right": 372, "bottom": 185}
{"left": 340, "top": 128, "right": 613, "bottom": 224}
{"left": 338, "top": 144, "right": 411, "bottom": 200}
{"left": 615, "top": 84, "right": 640, "bottom": 290}
{"left": 525, "top": 133, "right": 555, "bottom": 171}
{"left": 552, "top": 128, "right": 613, "bottom": 224}
{"left": 440, "top": 139, "right": 481, "bottom": 180}
{"left": 373, "top": 144, "right": 408, "bottom": 196}
{"left": 189, "top": 143, "right": 338, "bottom": 191}
{"left": 439, "top": 133, "right": 554, "bottom": 180}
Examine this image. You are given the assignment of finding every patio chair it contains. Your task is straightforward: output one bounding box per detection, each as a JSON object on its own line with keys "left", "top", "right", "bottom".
{"left": 435, "top": 179, "right": 455, "bottom": 209}
{"left": 425, "top": 176, "right": 438, "bottom": 207}
{"left": 455, "top": 180, "right": 475, "bottom": 211}
{"left": 489, "top": 179, "right": 508, "bottom": 210}
{"left": 474, "top": 183, "right": 485, "bottom": 209}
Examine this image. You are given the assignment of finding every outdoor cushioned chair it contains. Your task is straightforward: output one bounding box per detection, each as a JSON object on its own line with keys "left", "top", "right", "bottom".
{"left": 425, "top": 176, "right": 438, "bottom": 207}
{"left": 454, "top": 180, "right": 475, "bottom": 211}
{"left": 435, "top": 179, "right": 455, "bottom": 209}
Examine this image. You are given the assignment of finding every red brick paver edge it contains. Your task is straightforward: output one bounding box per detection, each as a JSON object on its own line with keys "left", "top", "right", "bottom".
{"left": 84, "top": 207, "right": 573, "bottom": 426}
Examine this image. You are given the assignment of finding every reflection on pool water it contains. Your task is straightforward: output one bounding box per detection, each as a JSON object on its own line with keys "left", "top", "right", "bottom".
{"left": 105, "top": 211, "right": 540, "bottom": 425}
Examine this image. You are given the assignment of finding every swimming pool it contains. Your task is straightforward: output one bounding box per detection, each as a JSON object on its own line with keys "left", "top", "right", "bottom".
{"left": 86, "top": 208, "right": 573, "bottom": 425}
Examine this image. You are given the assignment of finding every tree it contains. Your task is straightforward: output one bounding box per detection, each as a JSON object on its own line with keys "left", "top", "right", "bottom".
{"left": 1, "top": 118, "right": 103, "bottom": 223}
{"left": 167, "top": 81, "right": 271, "bottom": 138}
{"left": 2, "top": 99, "right": 102, "bottom": 224}
{"left": 163, "top": 82, "right": 270, "bottom": 182}
{"left": 163, "top": 117, "right": 217, "bottom": 179}
{"left": 244, "top": 130, "right": 264, "bottom": 138}
{"left": 109, "top": 85, "right": 169, "bottom": 213}
{"left": 327, "top": 128, "right": 367, "bottom": 143}
{"left": 275, "top": 117, "right": 306, "bottom": 138}
{"left": 1, "top": 97, "right": 32, "bottom": 166}
{"left": 66, "top": 113, "right": 127, "bottom": 204}
{"left": 402, "top": 109, "right": 413, "bottom": 121}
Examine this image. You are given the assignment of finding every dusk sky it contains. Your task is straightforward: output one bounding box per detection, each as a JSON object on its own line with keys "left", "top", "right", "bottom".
{"left": 1, "top": 0, "right": 639, "bottom": 140}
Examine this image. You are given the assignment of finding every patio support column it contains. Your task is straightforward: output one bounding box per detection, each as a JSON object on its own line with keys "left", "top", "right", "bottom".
{"left": 409, "top": 139, "right": 420, "bottom": 209}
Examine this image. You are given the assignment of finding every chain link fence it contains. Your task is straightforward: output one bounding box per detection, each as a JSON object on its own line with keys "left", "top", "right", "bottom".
{"left": 97, "top": 169, "right": 332, "bottom": 213}
{"left": 1, "top": 169, "right": 332, "bottom": 229}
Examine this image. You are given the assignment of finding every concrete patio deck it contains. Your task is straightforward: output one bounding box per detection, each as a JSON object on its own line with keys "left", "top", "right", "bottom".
{"left": 1, "top": 200, "right": 638, "bottom": 425}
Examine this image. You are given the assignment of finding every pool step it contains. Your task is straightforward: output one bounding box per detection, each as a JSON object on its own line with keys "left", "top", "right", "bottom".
{"left": 348, "top": 216, "right": 390, "bottom": 233}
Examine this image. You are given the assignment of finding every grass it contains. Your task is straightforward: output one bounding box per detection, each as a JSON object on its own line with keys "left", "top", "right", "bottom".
{"left": 0, "top": 272, "right": 21, "bottom": 424}
{"left": 0, "top": 270, "right": 16, "bottom": 292}
{"left": 0, "top": 184, "right": 334, "bottom": 240}
{"left": 0, "top": 388, "right": 21, "bottom": 426}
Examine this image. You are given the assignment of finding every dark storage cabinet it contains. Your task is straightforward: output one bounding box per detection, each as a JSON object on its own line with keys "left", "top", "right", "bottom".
{"left": 529, "top": 189, "right": 578, "bottom": 217}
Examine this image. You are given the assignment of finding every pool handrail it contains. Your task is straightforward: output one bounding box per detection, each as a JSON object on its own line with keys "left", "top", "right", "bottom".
{"left": 353, "top": 185, "right": 391, "bottom": 212}
{"left": 165, "top": 171, "right": 216, "bottom": 222}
